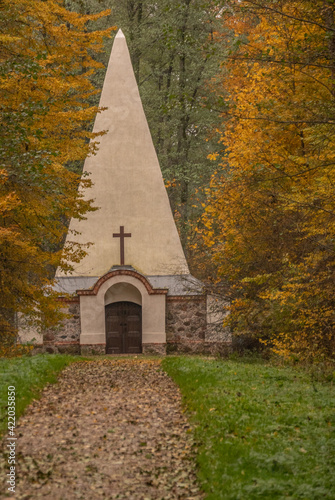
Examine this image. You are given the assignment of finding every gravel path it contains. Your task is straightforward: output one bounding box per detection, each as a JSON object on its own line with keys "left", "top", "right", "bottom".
{"left": 1, "top": 358, "right": 203, "bottom": 499}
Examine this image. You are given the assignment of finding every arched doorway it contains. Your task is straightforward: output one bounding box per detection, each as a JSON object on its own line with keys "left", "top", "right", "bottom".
{"left": 105, "top": 301, "right": 142, "bottom": 354}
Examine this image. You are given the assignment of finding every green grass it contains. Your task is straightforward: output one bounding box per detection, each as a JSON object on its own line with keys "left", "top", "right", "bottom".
{"left": 0, "top": 354, "right": 78, "bottom": 438}
{"left": 162, "top": 356, "right": 335, "bottom": 499}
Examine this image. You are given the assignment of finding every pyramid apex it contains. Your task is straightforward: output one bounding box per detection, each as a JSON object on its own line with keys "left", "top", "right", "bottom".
{"left": 115, "top": 29, "right": 125, "bottom": 39}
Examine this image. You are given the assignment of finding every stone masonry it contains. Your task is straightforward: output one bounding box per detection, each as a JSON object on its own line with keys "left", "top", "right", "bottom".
{"left": 42, "top": 299, "right": 80, "bottom": 355}
{"left": 31, "top": 292, "right": 230, "bottom": 356}
{"left": 166, "top": 295, "right": 231, "bottom": 355}
{"left": 166, "top": 296, "right": 206, "bottom": 353}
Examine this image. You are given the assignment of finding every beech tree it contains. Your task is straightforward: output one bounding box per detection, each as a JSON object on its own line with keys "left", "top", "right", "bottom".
{"left": 200, "top": 0, "right": 335, "bottom": 361}
{"left": 0, "top": 0, "right": 113, "bottom": 347}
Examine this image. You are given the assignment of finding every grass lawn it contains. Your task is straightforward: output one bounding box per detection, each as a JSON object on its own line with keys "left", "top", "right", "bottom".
{"left": 162, "top": 356, "right": 335, "bottom": 499}
{"left": 0, "top": 354, "right": 78, "bottom": 438}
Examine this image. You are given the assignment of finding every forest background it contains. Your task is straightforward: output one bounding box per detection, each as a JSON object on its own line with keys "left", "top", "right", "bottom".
{"left": 1, "top": 0, "right": 334, "bottom": 365}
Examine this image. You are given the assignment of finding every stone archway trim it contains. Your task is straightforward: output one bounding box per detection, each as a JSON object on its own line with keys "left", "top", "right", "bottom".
{"left": 77, "top": 270, "right": 168, "bottom": 297}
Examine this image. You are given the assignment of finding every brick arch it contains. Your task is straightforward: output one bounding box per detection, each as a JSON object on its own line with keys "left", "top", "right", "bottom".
{"left": 77, "top": 269, "right": 168, "bottom": 296}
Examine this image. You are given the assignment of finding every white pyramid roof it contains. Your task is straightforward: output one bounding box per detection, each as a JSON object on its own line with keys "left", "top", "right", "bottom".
{"left": 57, "top": 30, "right": 189, "bottom": 277}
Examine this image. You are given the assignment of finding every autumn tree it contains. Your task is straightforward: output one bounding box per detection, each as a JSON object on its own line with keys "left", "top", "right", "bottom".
{"left": 0, "top": 0, "right": 113, "bottom": 350}
{"left": 200, "top": 0, "right": 335, "bottom": 361}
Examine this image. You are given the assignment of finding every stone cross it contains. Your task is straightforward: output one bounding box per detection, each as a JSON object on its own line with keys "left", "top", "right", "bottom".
{"left": 113, "top": 226, "right": 131, "bottom": 265}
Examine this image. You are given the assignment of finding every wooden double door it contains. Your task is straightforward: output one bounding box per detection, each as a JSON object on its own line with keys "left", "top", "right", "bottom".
{"left": 105, "top": 301, "right": 142, "bottom": 354}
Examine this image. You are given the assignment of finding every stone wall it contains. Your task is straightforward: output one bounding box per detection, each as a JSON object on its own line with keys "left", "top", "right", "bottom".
{"left": 166, "top": 296, "right": 206, "bottom": 353}
{"left": 166, "top": 295, "right": 231, "bottom": 355}
{"left": 32, "top": 293, "right": 231, "bottom": 357}
{"left": 142, "top": 343, "right": 166, "bottom": 355}
{"left": 81, "top": 344, "right": 106, "bottom": 356}
{"left": 42, "top": 299, "right": 81, "bottom": 354}
{"left": 206, "top": 294, "right": 231, "bottom": 343}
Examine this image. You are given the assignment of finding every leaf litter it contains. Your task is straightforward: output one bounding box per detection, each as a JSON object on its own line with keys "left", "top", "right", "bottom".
{"left": 0, "top": 358, "right": 203, "bottom": 499}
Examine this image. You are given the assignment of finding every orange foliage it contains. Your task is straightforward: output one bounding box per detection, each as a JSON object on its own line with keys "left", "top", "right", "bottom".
{"left": 201, "top": 0, "right": 335, "bottom": 362}
{"left": 0, "top": 0, "right": 115, "bottom": 353}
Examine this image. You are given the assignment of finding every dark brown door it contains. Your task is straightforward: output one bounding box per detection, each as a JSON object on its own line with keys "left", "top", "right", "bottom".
{"left": 105, "top": 301, "right": 142, "bottom": 354}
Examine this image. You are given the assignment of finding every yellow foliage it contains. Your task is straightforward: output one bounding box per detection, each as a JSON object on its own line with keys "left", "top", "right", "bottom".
{"left": 0, "top": 0, "right": 115, "bottom": 348}
{"left": 201, "top": 0, "right": 335, "bottom": 362}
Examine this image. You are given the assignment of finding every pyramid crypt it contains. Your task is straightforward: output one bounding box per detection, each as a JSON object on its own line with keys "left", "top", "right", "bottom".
{"left": 21, "top": 30, "right": 230, "bottom": 355}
